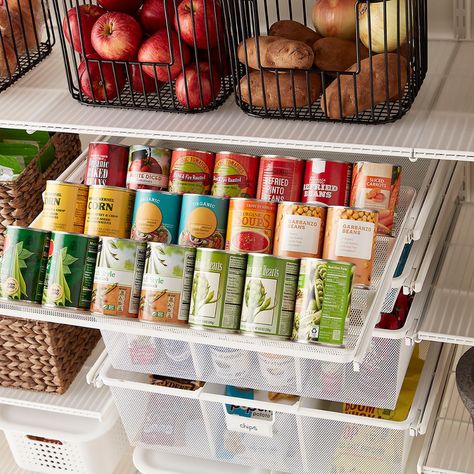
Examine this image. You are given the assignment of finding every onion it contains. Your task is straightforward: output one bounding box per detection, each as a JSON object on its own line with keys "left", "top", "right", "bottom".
{"left": 359, "top": 0, "right": 407, "bottom": 53}
{"left": 311, "top": 0, "right": 357, "bottom": 40}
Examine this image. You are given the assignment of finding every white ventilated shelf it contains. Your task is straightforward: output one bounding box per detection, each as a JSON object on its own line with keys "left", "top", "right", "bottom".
{"left": 418, "top": 346, "right": 474, "bottom": 474}
{"left": 418, "top": 203, "right": 474, "bottom": 345}
{"left": 0, "top": 342, "right": 113, "bottom": 421}
{"left": 0, "top": 38, "right": 463, "bottom": 159}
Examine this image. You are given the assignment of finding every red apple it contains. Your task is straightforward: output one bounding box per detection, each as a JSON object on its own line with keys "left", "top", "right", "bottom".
{"left": 91, "top": 12, "right": 143, "bottom": 61}
{"left": 62, "top": 5, "right": 105, "bottom": 54}
{"left": 174, "top": 0, "right": 223, "bottom": 49}
{"left": 175, "top": 61, "right": 220, "bottom": 109}
{"left": 198, "top": 47, "right": 230, "bottom": 75}
{"left": 128, "top": 64, "right": 159, "bottom": 94}
{"left": 97, "top": 0, "right": 144, "bottom": 14}
{"left": 139, "top": 0, "right": 176, "bottom": 34}
{"left": 78, "top": 56, "right": 126, "bottom": 102}
{"left": 138, "top": 30, "right": 191, "bottom": 82}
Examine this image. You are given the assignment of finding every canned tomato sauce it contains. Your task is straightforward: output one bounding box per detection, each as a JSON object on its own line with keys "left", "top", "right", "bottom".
{"left": 350, "top": 162, "right": 402, "bottom": 236}
{"left": 211, "top": 151, "right": 259, "bottom": 198}
{"left": 36, "top": 181, "right": 88, "bottom": 233}
{"left": 178, "top": 194, "right": 228, "bottom": 249}
{"left": 303, "top": 159, "right": 352, "bottom": 206}
{"left": 256, "top": 155, "right": 305, "bottom": 202}
{"left": 139, "top": 243, "right": 196, "bottom": 325}
{"left": 126, "top": 145, "right": 171, "bottom": 191}
{"left": 225, "top": 198, "right": 277, "bottom": 254}
{"left": 91, "top": 238, "right": 146, "bottom": 318}
{"left": 131, "top": 190, "right": 182, "bottom": 243}
{"left": 322, "top": 207, "right": 378, "bottom": 288}
{"left": 43, "top": 232, "right": 98, "bottom": 309}
{"left": 273, "top": 202, "right": 327, "bottom": 258}
{"left": 85, "top": 185, "right": 135, "bottom": 238}
{"left": 85, "top": 142, "right": 129, "bottom": 187}
{"left": 0, "top": 226, "right": 50, "bottom": 303}
{"left": 168, "top": 148, "right": 215, "bottom": 195}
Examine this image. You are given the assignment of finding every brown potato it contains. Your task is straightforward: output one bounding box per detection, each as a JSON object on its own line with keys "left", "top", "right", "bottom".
{"left": 269, "top": 20, "right": 321, "bottom": 46}
{"left": 322, "top": 53, "right": 408, "bottom": 119}
{"left": 238, "top": 36, "right": 314, "bottom": 70}
{"left": 239, "top": 71, "right": 321, "bottom": 109}
{"left": 313, "top": 37, "right": 369, "bottom": 72}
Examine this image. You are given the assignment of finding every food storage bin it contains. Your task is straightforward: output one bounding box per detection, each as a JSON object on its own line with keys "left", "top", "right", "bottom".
{"left": 222, "top": 0, "right": 427, "bottom": 124}
{"left": 95, "top": 342, "right": 451, "bottom": 474}
{"left": 0, "top": 0, "right": 54, "bottom": 94}
{"left": 52, "top": 0, "right": 233, "bottom": 113}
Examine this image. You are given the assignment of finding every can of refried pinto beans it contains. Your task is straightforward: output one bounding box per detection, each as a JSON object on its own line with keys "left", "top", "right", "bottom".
{"left": 85, "top": 142, "right": 129, "bottom": 187}
{"left": 256, "top": 155, "right": 305, "bottom": 202}
{"left": 322, "top": 206, "right": 378, "bottom": 288}
{"left": 302, "top": 159, "right": 352, "bottom": 206}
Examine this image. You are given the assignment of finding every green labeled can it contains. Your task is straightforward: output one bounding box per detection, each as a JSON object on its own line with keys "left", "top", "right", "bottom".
{"left": 0, "top": 226, "right": 50, "bottom": 303}
{"left": 189, "top": 248, "right": 247, "bottom": 332}
{"left": 240, "top": 253, "right": 299, "bottom": 339}
{"left": 43, "top": 232, "right": 99, "bottom": 309}
{"left": 292, "top": 258, "right": 354, "bottom": 346}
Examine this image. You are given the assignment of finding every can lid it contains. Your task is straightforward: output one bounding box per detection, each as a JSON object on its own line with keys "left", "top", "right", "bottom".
{"left": 182, "top": 193, "right": 229, "bottom": 201}
{"left": 173, "top": 148, "right": 214, "bottom": 156}
{"left": 134, "top": 189, "right": 178, "bottom": 197}
{"left": 306, "top": 158, "right": 352, "bottom": 166}
{"left": 229, "top": 197, "right": 276, "bottom": 205}
{"left": 278, "top": 201, "right": 328, "bottom": 208}
{"left": 246, "top": 252, "right": 299, "bottom": 262}
{"left": 197, "top": 247, "right": 247, "bottom": 257}
{"left": 129, "top": 144, "right": 171, "bottom": 153}
{"left": 88, "top": 184, "right": 136, "bottom": 193}
{"left": 99, "top": 236, "right": 147, "bottom": 246}
{"left": 50, "top": 230, "right": 99, "bottom": 239}
{"left": 7, "top": 225, "right": 50, "bottom": 233}
{"left": 216, "top": 151, "right": 259, "bottom": 159}
{"left": 46, "top": 180, "right": 87, "bottom": 188}
{"left": 300, "top": 257, "right": 355, "bottom": 267}
{"left": 328, "top": 205, "right": 379, "bottom": 214}
{"left": 89, "top": 142, "right": 129, "bottom": 149}
{"left": 260, "top": 155, "right": 304, "bottom": 162}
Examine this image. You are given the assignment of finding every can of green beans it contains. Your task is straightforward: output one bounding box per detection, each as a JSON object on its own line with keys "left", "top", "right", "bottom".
{"left": 292, "top": 258, "right": 354, "bottom": 346}
{"left": 239, "top": 253, "right": 299, "bottom": 339}
{"left": 0, "top": 226, "right": 50, "bottom": 303}
{"left": 189, "top": 248, "right": 247, "bottom": 332}
{"left": 43, "top": 232, "right": 99, "bottom": 309}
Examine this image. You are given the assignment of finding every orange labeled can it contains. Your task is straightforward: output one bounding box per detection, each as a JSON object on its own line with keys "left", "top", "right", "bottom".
{"left": 322, "top": 207, "right": 378, "bottom": 288}
{"left": 350, "top": 162, "right": 402, "bottom": 236}
{"left": 225, "top": 198, "right": 277, "bottom": 254}
{"left": 84, "top": 185, "right": 135, "bottom": 238}
{"left": 273, "top": 202, "right": 327, "bottom": 258}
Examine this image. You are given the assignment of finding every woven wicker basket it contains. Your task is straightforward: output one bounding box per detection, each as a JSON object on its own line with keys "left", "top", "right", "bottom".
{"left": 0, "top": 132, "right": 81, "bottom": 249}
{"left": 0, "top": 318, "right": 100, "bottom": 394}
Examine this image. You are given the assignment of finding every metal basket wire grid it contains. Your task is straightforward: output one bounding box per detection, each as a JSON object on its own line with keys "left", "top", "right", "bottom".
{"left": 52, "top": 0, "right": 234, "bottom": 113}
{"left": 0, "top": 0, "right": 55, "bottom": 93}
{"left": 222, "top": 0, "right": 428, "bottom": 124}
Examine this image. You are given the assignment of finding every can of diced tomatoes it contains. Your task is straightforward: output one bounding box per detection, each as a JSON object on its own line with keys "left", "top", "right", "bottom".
{"left": 302, "top": 159, "right": 352, "bottom": 206}
{"left": 91, "top": 237, "right": 147, "bottom": 318}
{"left": 139, "top": 243, "right": 196, "bottom": 325}
{"left": 178, "top": 194, "right": 228, "bottom": 249}
{"left": 322, "top": 207, "right": 378, "bottom": 288}
{"left": 85, "top": 185, "right": 135, "bottom": 238}
{"left": 131, "top": 190, "right": 182, "bottom": 243}
{"left": 126, "top": 145, "right": 171, "bottom": 191}
{"left": 36, "top": 181, "right": 89, "bottom": 234}
{"left": 188, "top": 248, "right": 247, "bottom": 332}
{"left": 168, "top": 148, "right": 215, "bottom": 195}
{"left": 211, "top": 151, "right": 260, "bottom": 198}
{"left": 85, "top": 142, "right": 129, "bottom": 187}
{"left": 225, "top": 198, "right": 277, "bottom": 254}
{"left": 256, "top": 155, "right": 305, "bottom": 202}
{"left": 273, "top": 202, "right": 327, "bottom": 258}
{"left": 350, "top": 162, "right": 402, "bottom": 236}
{"left": 43, "top": 232, "right": 99, "bottom": 309}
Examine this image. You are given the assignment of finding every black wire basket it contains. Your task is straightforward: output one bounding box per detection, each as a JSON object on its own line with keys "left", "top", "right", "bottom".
{"left": 0, "top": 0, "right": 55, "bottom": 94}
{"left": 222, "top": 0, "right": 428, "bottom": 124}
{"left": 52, "top": 0, "right": 233, "bottom": 113}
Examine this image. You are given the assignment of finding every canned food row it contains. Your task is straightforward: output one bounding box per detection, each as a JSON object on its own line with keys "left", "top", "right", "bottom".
{"left": 0, "top": 227, "right": 354, "bottom": 347}
{"left": 37, "top": 181, "right": 377, "bottom": 287}
{"left": 86, "top": 142, "right": 401, "bottom": 236}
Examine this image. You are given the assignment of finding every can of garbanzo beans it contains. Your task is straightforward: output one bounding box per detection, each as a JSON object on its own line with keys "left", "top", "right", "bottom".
{"left": 273, "top": 202, "right": 327, "bottom": 258}
{"left": 322, "top": 207, "right": 378, "bottom": 288}
{"left": 85, "top": 186, "right": 135, "bottom": 238}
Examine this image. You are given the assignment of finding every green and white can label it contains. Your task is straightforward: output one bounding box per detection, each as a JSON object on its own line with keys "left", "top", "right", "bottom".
{"left": 189, "top": 249, "right": 247, "bottom": 331}
{"left": 240, "top": 254, "right": 299, "bottom": 339}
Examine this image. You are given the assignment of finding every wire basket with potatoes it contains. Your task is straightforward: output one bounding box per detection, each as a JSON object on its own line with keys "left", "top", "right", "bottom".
{"left": 223, "top": 0, "right": 427, "bottom": 124}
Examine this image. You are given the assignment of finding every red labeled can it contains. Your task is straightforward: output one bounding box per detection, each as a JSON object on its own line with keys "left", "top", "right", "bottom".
{"left": 212, "top": 151, "right": 259, "bottom": 198}
{"left": 84, "top": 142, "right": 129, "bottom": 187}
{"left": 168, "top": 148, "right": 215, "bottom": 195}
{"left": 256, "top": 155, "right": 305, "bottom": 202}
{"left": 302, "top": 159, "right": 352, "bottom": 206}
